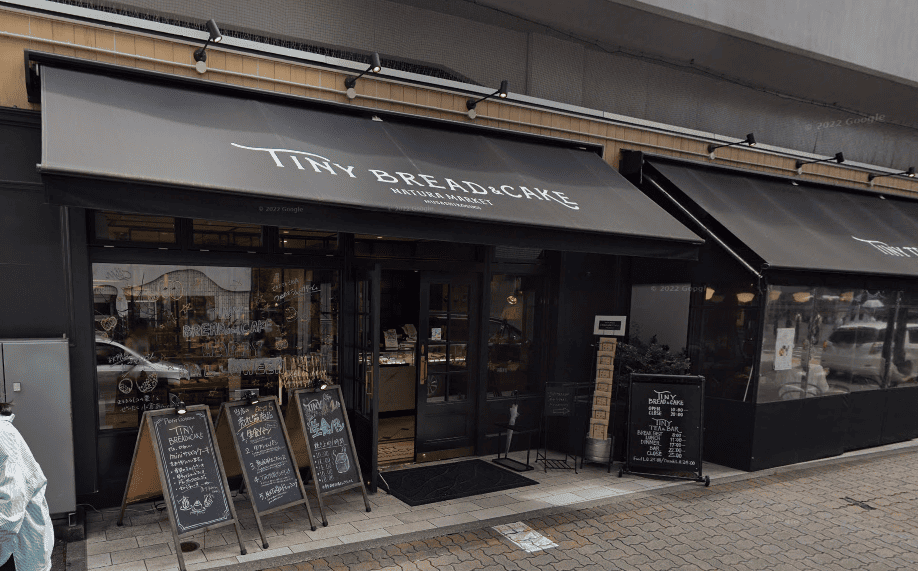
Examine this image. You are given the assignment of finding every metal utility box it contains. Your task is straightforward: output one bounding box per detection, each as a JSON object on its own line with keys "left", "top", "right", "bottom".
{"left": 0, "top": 338, "right": 76, "bottom": 515}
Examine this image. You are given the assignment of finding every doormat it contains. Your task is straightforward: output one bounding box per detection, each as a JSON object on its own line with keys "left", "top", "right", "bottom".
{"left": 380, "top": 459, "right": 537, "bottom": 507}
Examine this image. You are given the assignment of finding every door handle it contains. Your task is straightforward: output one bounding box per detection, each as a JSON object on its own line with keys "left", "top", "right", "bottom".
{"left": 420, "top": 355, "right": 427, "bottom": 384}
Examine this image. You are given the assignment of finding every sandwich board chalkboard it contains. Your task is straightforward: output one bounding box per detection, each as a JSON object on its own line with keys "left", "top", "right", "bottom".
{"left": 545, "top": 383, "right": 575, "bottom": 417}
{"left": 620, "top": 374, "right": 709, "bottom": 486}
{"left": 118, "top": 406, "right": 245, "bottom": 571}
{"left": 537, "top": 383, "right": 580, "bottom": 473}
{"left": 284, "top": 386, "right": 371, "bottom": 526}
{"left": 215, "top": 396, "right": 316, "bottom": 548}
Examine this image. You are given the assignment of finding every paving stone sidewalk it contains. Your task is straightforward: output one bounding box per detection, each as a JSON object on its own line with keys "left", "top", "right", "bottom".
{"left": 263, "top": 449, "right": 918, "bottom": 571}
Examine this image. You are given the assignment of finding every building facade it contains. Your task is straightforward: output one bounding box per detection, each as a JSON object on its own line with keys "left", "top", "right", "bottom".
{"left": 1, "top": 0, "right": 918, "bottom": 518}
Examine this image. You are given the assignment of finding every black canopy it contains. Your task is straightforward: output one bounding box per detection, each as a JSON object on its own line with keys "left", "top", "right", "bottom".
{"left": 648, "top": 160, "right": 918, "bottom": 277}
{"left": 33, "top": 56, "right": 701, "bottom": 258}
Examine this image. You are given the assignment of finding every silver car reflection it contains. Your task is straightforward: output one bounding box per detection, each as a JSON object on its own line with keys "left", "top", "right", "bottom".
{"left": 821, "top": 323, "right": 918, "bottom": 384}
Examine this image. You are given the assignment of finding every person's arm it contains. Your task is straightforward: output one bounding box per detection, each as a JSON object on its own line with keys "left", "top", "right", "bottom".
{"left": 0, "top": 430, "right": 29, "bottom": 541}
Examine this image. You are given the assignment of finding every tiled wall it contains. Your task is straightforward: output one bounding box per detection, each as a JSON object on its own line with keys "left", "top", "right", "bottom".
{"left": 2, "top": 6, "right": 916, "bottom": 198}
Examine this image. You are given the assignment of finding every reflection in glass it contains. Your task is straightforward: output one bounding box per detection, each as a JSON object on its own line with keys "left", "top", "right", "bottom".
{"left": 448, "top": 318, "right": 469, "bottom": 342}
{"left": 92, "top": 263, "right": 338, "bottom": 429}
{"left": 448, "top": 343, "right": 467, "bottom": 369}
{"left": 429, "top": 284, "right": 448, "bottom": 312}
{"left": 450, "top": 285, "right": 469, "bottom": 314}
{"left": 94, "top": 211, "right": 176, "bottom": 244}
{"left": 757, "top": 286, "right": 910, "bottom": 403}
{"left": 696, "top": 283, "right": 758, "bottom": 401}
{"left": 192, "top": 220, "right": 263, "bottom": 248}
{"left": 448, "top": 372, "right": 468, "bottom": 401}
{"left": 487, "top": 275, "right": 539, "bottom": 397}
{"left": 426, "top": 374, "right": 446, "bottom": 402}
{"left": 279, "top": 228, "right": 337, "bottom": 251}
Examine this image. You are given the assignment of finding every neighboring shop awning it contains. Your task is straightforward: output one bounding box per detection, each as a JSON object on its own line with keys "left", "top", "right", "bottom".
{"left": 30, "top": 54, "right": 701, "bottom": 258}
{"left": 646, "top": 159, "right": 918, "bottom": 276}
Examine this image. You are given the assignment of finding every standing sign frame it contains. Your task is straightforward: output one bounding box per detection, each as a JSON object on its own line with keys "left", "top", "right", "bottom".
{"left": 619, "top": 374, "right": 709, "bottom": 486}
{"left": 285, "top": 385, "right": 371, "bottom": 526}
{"left": 536, "top": 382, "right": 579, "bottom": 473}
{"left": 117, "top": 405, "right": 246, "bottom": 571}
{"left": 215, "top": 396, "right": 316, "bottom": 548}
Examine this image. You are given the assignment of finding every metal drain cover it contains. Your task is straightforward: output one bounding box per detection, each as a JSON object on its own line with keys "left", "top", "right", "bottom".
{"left": 180, "top": 541, "right": 200, "bottom": 552}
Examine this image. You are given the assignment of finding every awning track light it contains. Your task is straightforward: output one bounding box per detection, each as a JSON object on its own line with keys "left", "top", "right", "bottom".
{"left": 466, "top": 80, "right": 508, "bottom": 119}
{"left": 708, "top": 133, "right": 755, "bottom": 157}
{"left": 868, "top": 166, "right": 916, "bottom": 184}
{"left": 193, "top": 19, "right": 222, "bottom": 74}
{"left": 796, "top": 152, "right": 844, "bottom": 174}
{"left": 345, "top": 53, "right": 382, "bottom": 99}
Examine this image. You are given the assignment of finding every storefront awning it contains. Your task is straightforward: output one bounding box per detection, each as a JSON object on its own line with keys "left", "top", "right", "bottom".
{"left": 646, "top": 159, "right": 918, "bottom": 277}
{"left": 31, "top": 54, "right": 701, "bottom": 258}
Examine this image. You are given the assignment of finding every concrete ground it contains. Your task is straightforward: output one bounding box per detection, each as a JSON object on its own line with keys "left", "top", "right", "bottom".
{"left": 60, "top": 439, "right": 918, "bottom": 571}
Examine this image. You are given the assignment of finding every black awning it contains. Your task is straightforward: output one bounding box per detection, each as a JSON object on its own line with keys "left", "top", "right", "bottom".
{"left": 647, "top": 159, "right": 918, "bottom": 277}
{"left": 34, "top": 58, "right": 701, "bottom": 258}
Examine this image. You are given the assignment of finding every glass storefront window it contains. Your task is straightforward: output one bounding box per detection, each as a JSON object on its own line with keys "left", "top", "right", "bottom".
{"left": 695, "top": 284, "right": 758, "bottom": 400}
{"left": 279, "top": 228, "right": 338, "bottom": 251}
{"left": 94, "top": 212, "right": 176, "bottom": 244}
{"left": 487, "top": 275, "right": 540, "bottom": 397}
{"left": 192, "top": 220, "right": 263, "bottom": 249}
{"left": 757, "top": 285, "right": 904, "bottom": 402}
{"left": 92, "top": 263, "right": 338, "bottom": 430}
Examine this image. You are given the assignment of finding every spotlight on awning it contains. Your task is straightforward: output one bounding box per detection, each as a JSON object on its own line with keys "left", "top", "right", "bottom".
{"left": 796, "top": 152, "right": 844, "bottom": 174}
{"left": 466, "top": 80, "right": 508, "bottom": 119}
{"left": 193, "top": 19, "right": 222, "bottom": 74}
{"left": 345, "top": 53, "right": 382, "bottom": 99}
{"left": 708, "top": 133, "right": 756, "bottom": 157}
{"left": 868, "top": 166, "right": 916, "bottom": 185}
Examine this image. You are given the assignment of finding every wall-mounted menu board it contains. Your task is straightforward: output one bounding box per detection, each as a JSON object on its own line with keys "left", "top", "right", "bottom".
{"left": 285, "top": 386, "right": 371, "bottom": 526}
{"left": 118, "top": 406, "right": 246, "bottom": 571}
{"left": 622, "top": 374, "right": 709, "bottom": 486}
{"left": 545, "top": 383, "right": 575, "bottom": 417}
{"left": 216, "top": 396, "right": 315, "bottom": 548}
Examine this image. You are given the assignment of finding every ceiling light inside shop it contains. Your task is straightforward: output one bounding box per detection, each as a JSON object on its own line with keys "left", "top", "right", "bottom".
{"left": 793, "top": 292, "right": 812, "bottom": 303}
{"left": 736, "top": 292, "right": 755, "bottom": 303}
{"left": 769, "top": 290, "right": 781, "bottom": 301}
{"left": 705, "top": 287, "right": 715, "bottom": 301}
{"left": 840, "top": 291, "right": 854, "bottom": 302}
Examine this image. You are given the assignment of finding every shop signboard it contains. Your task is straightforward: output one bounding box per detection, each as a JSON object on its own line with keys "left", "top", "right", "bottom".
{"left": 285, "top": 386, "right": 371, "bottom": 525}
{"left": 215, "top": 396, "right": 316, "bottom": 546}
{"left": 621, "top": 374, "right": 709, "bottom": 486}
{"left": 118, "top": 406, "right": 246, "bottom": 571}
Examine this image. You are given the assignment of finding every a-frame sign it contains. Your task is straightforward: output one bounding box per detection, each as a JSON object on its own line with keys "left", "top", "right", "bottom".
{"left": 215, "top": 395, "right": 317, "bottom": 547}
{"left": 118, "top": 406, "right": 245, "bottom": 571}
{"left": 285, "top": 386, "right": 371, "bottom": 526}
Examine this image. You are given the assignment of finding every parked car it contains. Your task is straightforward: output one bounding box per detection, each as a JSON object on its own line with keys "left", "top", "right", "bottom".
{"left": 95, "top": 337, "right": 189, "bottom": 387}
{"left": 821, "top": 323, "right": 918, "bottom": 385}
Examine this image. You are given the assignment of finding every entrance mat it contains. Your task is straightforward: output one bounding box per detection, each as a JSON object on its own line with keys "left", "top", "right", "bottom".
{"left": 380, "top": 459, "right": 537, "bottom": 507}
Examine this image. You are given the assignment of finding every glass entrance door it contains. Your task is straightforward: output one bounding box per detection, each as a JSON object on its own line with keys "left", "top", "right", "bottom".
{"left": 346, "top": 264, "right": 380, "bottom": 491}
{"left": 416, "top": 273, "right": 479, "bottom": 458}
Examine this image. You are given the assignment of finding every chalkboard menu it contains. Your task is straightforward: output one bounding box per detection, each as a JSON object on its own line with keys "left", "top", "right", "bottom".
{"left": 151, "top": 410, "right": 233, "bottom": 534}
{"left": 119, "top": 406, "right": 246, "bottom": 571}
{"left": 296, "top": 389, "right": 361, "bottom": 493}
{"left": 285, "top": 386, "right": 371, "bottom": 526}
{"left": 222, "top": 399, "right": 304, "bottom": 512}
{"left": 623, "top": 374, "right": 708, "bottom": 485}
{"left": 545, "top": 384, "right": 575, "bottom": 417}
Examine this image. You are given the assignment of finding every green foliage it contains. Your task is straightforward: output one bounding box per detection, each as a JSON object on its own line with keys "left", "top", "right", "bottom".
{"left": 615, "top": 335, "right": 691, "bottom": 376}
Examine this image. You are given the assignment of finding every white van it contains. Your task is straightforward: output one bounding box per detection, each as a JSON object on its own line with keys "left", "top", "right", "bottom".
{"left": 820, "top": 322, "right": 918, "bottom": 384}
